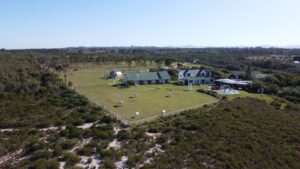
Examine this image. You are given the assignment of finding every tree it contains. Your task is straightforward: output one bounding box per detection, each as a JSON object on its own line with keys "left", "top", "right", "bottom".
{"left": 114, "top": 60, "right": 119, "bottom": 68}
{"left": 136, "top": 57, "right": 142, "bottom": 71}
{"left": 245, "top": 65, "right": 252, "bottom": 80}
{"left": 165, "top": 58, "right": 174, "bottom": 66}
{"left": 293, "top": 56, "right": 300, "bottom": 61}
{"left": 155, "top": 59, "right": 163, "bottom": 69}
{"left": 141, "top": 60, "right": 147, "bottom": 69}
{"left": 177, "top": 62, "right": 183, "bottom": 68}
{"left": 150, "top": 59, "right": 155, "bottom": 66}
{"left": 126, "top": 59, "right": 133, "bottom": 71}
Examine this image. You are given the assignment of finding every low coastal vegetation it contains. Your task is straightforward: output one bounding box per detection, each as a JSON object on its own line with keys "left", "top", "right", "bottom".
{"left": 0, "top": 48, "right": 300, "bottom": 169}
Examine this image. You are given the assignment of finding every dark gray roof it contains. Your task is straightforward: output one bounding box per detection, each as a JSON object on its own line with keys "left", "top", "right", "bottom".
{"left": 181, "top": 69, "right": 211, "bottom": 78}
{"left": 138, "top": 72, "right": 159, "bottom": 81}
{"left": 158, "top": 71, "right": 171, "bottom": 80}
{"left": 184, "top": 69, "right": 199, "bottom": 77}
{"left": 125, "top": 71, "right": 170, "bottom": 81}
{"left": 125, "top": 72, "right": 139, "bottom": 81}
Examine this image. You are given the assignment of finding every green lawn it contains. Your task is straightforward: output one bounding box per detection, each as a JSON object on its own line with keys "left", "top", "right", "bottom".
{"left": 65, "top": 65, "right": 217, "bottom": 123}
{"left": 221, "top": 90, "right": 274, "bottom": 103}
{"left": 65, "top": 63, "right": 274, "bottom": 123}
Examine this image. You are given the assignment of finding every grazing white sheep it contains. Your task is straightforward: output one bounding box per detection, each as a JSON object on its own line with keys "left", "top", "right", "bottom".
{"left": 116, "top": 100, "right": 124, "bottom": 107}
{"left": 166, "top": 91, "right": 173, "bottom": 97}
{"left": 161, "top": 110, "right": 166, "bottom": 117}
{"left": 130, "top": 93, "right": 137, "bottom": 98}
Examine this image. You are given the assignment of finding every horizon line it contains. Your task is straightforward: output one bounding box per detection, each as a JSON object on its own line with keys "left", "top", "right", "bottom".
{"left": 2, "top": 45, "right": 300, "bottom": 50}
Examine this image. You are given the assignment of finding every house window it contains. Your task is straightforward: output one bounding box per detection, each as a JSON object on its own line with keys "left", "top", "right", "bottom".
{"left": 187, "top": 73, "right": 191, "bottom": 77}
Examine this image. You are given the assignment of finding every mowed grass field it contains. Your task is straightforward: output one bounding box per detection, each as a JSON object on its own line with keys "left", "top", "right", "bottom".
{"left": 65, "top": 63, "right": 217, "bottom": 122}
{"left": 227, "top": 90, "right": 274, "bottom": 103}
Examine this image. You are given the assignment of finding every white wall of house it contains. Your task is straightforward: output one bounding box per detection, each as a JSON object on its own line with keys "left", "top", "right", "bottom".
{"left": 178, "top": 70, "right": 185, "bottom": 80}
{"left": 111, "top": 70, "right": 123, "bottom": 78}
{"left": 178, "top": 69, "right": 213, "bottom": 85}
{"left": 199, "top": 70, "right": 206, "bottom": 77}
{"left": 115, "top": 71, "right": 122, "bottom": 77}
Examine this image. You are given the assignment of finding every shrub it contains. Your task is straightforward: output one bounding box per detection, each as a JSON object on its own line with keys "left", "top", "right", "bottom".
{"left": 127, "top": 154, "right": 143, "bottom": 168}
{"left": 33, "top": 159, "right": 59, "bottom": 169}
{"left": 100, "top": 116, "right": 114, "bottom": 124}
{"left": 62, "top": 152, "right": 81, "bottom": 166}
{"left": 99, "top": 149, "right": 121, "bottom": 162}
{"left": 197, "top": 89, "right": 220, "bottom": 98}
{"left": 103, "top": 159, "right": 116, "bottom": 169}
{"left": 26, "top": 139, "right": 48, "bottom": 153}
{"left": 64, "top": 125, "right": 82, "bottom": 138}
{"left": 271, "top": 99, "right": 282, "bottom": 108}
{"left": 126, "top": 80, "right": 136, "bottom": 86}
{"left": 59, "top": 139, "right": 77, "bottom": 150}
{"left": 53, "top": 144, "right": 63, "bottom": 156}
{"left": 68, "top": 81, "right": 73, "bottom": 87}
{"left": 117, "top": 130, "right": 131, "bottom": 140}
{"left": 93, "top": 129, "right": 114, "bottom": 139}
{"left": 32, "top": 149, "right": 52, "bottom": 160}
{"left": 87, "top": 157, "right": 92, "bottom": 163}
{"left": 77, "top": 146, "right": 94, "bottom": 156}
{"left": 148, "top": 126, "right": 159, "bottom": 133}
{"left": 85, "top": 114, "right": 100, "bottom": 123}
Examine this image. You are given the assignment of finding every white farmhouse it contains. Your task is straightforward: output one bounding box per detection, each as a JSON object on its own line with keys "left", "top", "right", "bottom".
{"left": 178, "top": 69, "right": 214, "bottom": 85}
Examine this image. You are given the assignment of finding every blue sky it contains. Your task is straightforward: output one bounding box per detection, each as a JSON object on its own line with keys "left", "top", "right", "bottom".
{"left": 1, "top": 0, "right": 300, "bottom": 49}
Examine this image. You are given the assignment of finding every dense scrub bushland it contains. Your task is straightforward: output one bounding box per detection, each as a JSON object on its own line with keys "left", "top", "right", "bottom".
{"left": 0, "top": 61, "right": 104, "bottom": 128}
{"left": 134, "top": 98, "right": 300, "bottom": 169}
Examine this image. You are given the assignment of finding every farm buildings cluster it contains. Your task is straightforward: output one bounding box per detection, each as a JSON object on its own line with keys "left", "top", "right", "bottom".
{"left": 123, "top": 71, "right": 171, "bottom": 85}
{"left": 109, "top": 67, "right": 260, "bottom": 94}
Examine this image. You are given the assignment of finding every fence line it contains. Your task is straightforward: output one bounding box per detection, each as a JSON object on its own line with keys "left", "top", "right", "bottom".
{"left": 129, "top": 99, "right": 219, "bottom": 125}
{"left": 76, "top": 87, "right": 219, "bottom": 126}
{"left": 75, "top": 88, "right": 130, "bottom": 125}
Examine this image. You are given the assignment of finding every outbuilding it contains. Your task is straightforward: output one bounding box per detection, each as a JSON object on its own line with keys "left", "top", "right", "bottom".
{"left": 215, "top": 79, "right": 252, "bottom": 89}
{"left": 110, "top": 69, "right": 123, "bottom": 79}
{"left": 124, "top": 71, "right": 171, "bottom": 85}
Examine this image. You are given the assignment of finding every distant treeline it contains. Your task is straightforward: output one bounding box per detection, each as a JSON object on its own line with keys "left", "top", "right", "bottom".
{"left": 0, "top": 47, "right": 299, "bottom": 74}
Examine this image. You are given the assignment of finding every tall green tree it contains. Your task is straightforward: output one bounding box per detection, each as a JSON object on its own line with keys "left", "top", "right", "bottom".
{"left": 126, "top": 59, "right": 133, "bottom": 71}
{"left": 155, "top": 59, "right": 163, "bottom": 69}
{"left": 245, "top": 65, "right": 252, "bottom": 80}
